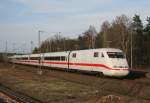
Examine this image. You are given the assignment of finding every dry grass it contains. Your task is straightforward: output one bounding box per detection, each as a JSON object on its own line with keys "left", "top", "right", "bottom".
{"left": 0, "top": 64, "right": 97, "bottom": 103}
{"left": 0, "top": 64, "right": 150, "bottom": 103}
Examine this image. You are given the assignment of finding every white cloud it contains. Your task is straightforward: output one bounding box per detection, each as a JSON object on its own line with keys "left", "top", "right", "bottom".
{"left": 12, "top": 0, "right": 64, "bottom": 13}
{"left": 11, "top": 0, "right": 113, "bottom": 13}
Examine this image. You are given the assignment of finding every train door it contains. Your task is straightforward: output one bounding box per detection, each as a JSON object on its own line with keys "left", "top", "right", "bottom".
{"left": 84, "top": 51, "right": 93, "bottom": 71}
{"left": 69, "top": 52, "right": 78, "bottom": 70}
{"left": 41, "top": 53, "right": 44, "bottom": 67}
{"left": 92, "top": 51, "right": 99, "bottom": 71}
{"left": 92, "top": 51, "right": 105, "bottom": 72}
{"left": 68, "top": 51, "right": 71, "bottom": 69}
{"left": 79, "top": 52, "right": 88, "bottom": 71}
{"left": 100, "top": 52, "right": 106, "bottom": 64}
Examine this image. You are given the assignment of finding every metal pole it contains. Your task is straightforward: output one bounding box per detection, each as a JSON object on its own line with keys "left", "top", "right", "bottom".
{"left": 92, "top": 35, "right": 94, "bottom": 49}
{"left": 31, "top": 41, "right": 33, "bottom": 54}
{"left": 22, "top": 43, "right": 26, "bottom": 54}
{"left": 5, "top": 41, "right": 7, "bottom": 53}
{"left": 50, "top": 40, "right": 51, "bottom": 52}
{"left": 4, "top": 41, "right": 8, "bottom": 64}
{"left": 38, "top": 30, "right": 42, "bottom": 75}
{"left": 13, "top": 43, "right": 15, "bottom": 54}
{"left": 37, "top": 31, "right": 61, "bottom": 74}
{"left": 131, "top": 30, "right": 133, "bottom": 70}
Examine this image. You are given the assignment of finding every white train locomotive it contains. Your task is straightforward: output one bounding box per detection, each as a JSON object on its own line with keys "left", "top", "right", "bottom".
{"left": 10, "top": 48, "right": 129, "bottom": 77}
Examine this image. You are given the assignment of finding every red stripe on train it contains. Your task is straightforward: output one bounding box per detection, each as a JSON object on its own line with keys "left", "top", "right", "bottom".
{"left": 15, "top": 60, "right": 128, "bottom": 71}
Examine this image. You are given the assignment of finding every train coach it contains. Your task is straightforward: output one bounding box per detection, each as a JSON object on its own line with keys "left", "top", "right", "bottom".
{"left": 10, "top": 48, "right": 129, "bottom": 77}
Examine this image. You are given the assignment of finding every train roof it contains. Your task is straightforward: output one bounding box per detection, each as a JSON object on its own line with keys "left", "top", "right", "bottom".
{"left": 43, "top": 51, "right": 69, "bottom": 56}
{"left": 10, "top": 48, "right": 123, "bottom": 58}
{"left": 70, "top": 48, "right": 122, "bottom": 52}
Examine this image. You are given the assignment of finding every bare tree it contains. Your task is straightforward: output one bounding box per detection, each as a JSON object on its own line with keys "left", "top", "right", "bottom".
{"left": 83, "top": 25, "right": 97, "bottom": 49}
{"left": 113, "top": 15, "right": 132, "bottom": 56}
{"left": 88, "top": 25, "right": 97, "bottom": 48}
{"left": 101, "top": 21, "right": 111, "bottom": 47}
{"left": 100, "top": 15, "right": 132, "bottom": 63}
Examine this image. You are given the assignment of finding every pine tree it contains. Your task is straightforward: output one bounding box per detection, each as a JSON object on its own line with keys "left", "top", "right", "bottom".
{"left": 132, "top": 14, "right": 144, "bottom": 67}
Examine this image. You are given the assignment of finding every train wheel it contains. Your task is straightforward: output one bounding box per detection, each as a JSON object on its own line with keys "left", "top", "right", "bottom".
{"left": 96, "top": 72, "right": 104, "bottom": 78}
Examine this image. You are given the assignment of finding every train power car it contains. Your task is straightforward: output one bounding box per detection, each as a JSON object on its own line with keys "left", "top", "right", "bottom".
{"left": 10, "top": 48, "right": 129, "bottom": 77}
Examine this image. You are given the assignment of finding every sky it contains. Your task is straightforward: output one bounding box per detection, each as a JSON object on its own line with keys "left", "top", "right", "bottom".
{"left": 0, "top": 0, "right": 150, "bottom": 53}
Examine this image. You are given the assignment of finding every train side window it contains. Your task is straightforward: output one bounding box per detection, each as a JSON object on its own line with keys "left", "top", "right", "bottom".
{"left": 30, "top": 57, "right": 39, "bottom": 60}
{"left": 45, "top": 56, "right": 62, "bottom": 61}
{"left": 53, "top": 57, "right": 60, "bottom": 61}
{"left": 56, "top": 57, "right": 60, "bottom": 61}
{"left": 16, "top": 58, "right": 20, "bottom": 60}
{"left": 23, "top": 57, "right": 28, "bottom": 60}
{"left": 44, "top": 57, "right": 50, "bottom": 60}
{"left": 94, "top": 52, "right": 99, "bottom": 57}
{"left": 72, "top": 53, "right": 76, "bottom": 58}
{"left": 61, "top": 56, "right": 66, "bottom": 61}
{"left": 101, "top": 53, "right": 104, "bottom": 58}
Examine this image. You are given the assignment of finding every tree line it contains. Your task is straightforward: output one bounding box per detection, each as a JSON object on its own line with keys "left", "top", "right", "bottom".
{"left": 33, "top": 14, "right": 150, "bottom": 68}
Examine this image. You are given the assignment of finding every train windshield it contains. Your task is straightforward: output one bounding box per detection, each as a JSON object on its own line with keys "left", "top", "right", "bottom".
{"left": 107, "top": 52, "right": 125, "bottom": 59}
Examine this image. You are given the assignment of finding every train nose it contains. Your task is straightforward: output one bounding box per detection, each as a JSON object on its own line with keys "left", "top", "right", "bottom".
{"left": 111, "top": 69, "right": 129, "bottom": 77}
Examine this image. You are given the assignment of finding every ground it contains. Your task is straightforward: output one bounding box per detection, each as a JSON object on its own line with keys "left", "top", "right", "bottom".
{"left": 0, "top": 63, "right": 150, "bottom": 103}
{"left": 0, "top": 64, "right": 101, "bottom": 103}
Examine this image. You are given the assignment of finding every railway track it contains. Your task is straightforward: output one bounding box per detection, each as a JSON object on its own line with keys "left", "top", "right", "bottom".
{"left": 0, "top": 84, "right": 43, "bottom": 103}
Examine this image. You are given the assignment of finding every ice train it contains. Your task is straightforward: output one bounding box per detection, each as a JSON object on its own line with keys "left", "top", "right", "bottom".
{"left": 10, "top": 48, "right": 129, "bottom": 77}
